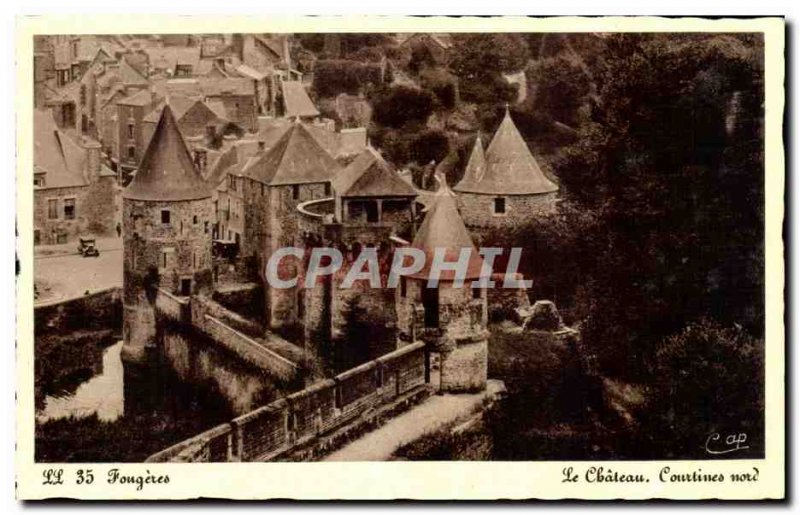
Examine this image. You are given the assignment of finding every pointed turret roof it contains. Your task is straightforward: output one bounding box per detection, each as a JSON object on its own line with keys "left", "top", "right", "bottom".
{"left": 123, "top": 104, "right": 211, "bottom": 201}
{"left": 333, "top": 146, "right": 418, "bottom": 198}
{"left": 242, "top": 121, "right": 340, "bottom": 186}
{"left": 455, "top": 109, "right": 558, "bottom": 195}
{"left": 454, "top": 133, "right": 486, "bottom": 191}
{"left": 409, "top": 179, "right": 485, "bottom": 281}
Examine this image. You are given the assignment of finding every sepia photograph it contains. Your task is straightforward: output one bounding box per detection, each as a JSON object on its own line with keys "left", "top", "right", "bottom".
{"left": 14, "top": 14, "right": 785, "bottom": 501}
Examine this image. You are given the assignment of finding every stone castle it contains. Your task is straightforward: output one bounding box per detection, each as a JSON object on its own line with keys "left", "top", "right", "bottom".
{"left": 122, "top": 102, "right": 559, "bottom": 394}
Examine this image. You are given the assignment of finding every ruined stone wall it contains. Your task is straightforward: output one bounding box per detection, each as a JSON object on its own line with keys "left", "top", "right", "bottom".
{"left": 457, "top": 191, "right": 557, "bottom": 230}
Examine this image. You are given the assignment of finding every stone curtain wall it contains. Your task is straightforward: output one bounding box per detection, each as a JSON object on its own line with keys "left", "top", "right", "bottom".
{"left": 146, "top": 341, "right": 428, "bottom": 462}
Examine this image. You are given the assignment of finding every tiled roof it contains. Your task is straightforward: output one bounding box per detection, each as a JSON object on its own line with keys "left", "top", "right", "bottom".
{"left": 242, "top": 121, "right": 340, "bottom": 186}
{"left": 33, "top": 109, "right": 88, "bottom": 189}
{"left": 201, "top": 78, "right": 255, "bottom": 97}
{"left": 142, "top": 95, "right": 198, "bottom": 123}
{"left": 117, "top": 88, "right": 155, "bottom": 107}
{"left": 454, "top": 133, "right": 486, "bottom": 191}
{"left": 280, "top": 80, "right": 319, "bottom": 118}
{"left": 333, "top": 146, "right": 417, "bottom": 198}
{"left": 455, "top": 109, "right": 558, "bottom": 195}
{"left": 409, "top": 181, "right": 484, "bottom": 281}
{"left": 123, "top": 105, "right": 211, "bottom": 201}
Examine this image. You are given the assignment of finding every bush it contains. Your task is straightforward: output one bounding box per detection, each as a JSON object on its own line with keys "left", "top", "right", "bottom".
{"left": 312, "top": 59, "right": 385, "bottom": 98}
{"left": 419, "top": 68, "right": 458, "bottom": 110}
{"left": 371, "top": 85, "right": 436, "bottom": 128}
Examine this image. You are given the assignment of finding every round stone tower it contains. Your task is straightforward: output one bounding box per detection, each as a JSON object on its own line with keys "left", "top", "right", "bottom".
{"left": 122, "top": 104, "right": 213, "bottom": 363}
{"left": 396, "top": 183, "right": 489, "bottom": 393}
{"left": 454, "top": 108, "right": 559, "bottom": 231}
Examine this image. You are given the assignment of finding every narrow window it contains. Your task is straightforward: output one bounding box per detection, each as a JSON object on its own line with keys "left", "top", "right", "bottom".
{"left": 193, "top": 215, "right": 198, "bottom": 225}
{"left": 324, "top": 182, "right": 331, "bottom": 196}
{"left": 63, "top": 198, "right": 76, "bottom": 220}
{"left": 366, "top": 201, "right": 379, "bottom": 223}
{"left": 161, "top": 209, "right": 171, "bottom": 224}
{"left": 472, "top": 286, "right": 482, "bottom": 300}
{"left": 127, "top": 123, "right": 134, "bottom": 138}
{"left": 400, "top": 277, "right": 407, "bottom": 298}
{"left": 127, "top": 146, "right": 135, "bottom": 160}
{"left": 162, "top": 251, "right": 168, "bottom": 268}
{"left": 47, "top": 199, "right": 59, "bottom": 219}
{"left": 292, "top": 184, "right": 299, "bottom": 200}
{"left": 493, "top": 197, "right": 506, "bottom": 215}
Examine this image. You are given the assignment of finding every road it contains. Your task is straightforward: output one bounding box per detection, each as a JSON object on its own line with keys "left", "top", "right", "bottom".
{"left": 34, "top": 239, "right": 123, "bottom": 304}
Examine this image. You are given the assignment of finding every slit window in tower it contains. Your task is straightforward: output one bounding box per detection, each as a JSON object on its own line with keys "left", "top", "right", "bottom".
{"left": 493, "top": 197, "right": 506, "bottom": 215}
{"left": 292, "top": 184, "right": 300, "bottom": 200}
{"left": 422, "top": 286, "right": 439, "bottom": 328}
{"left": 161, "top": 209, "right": 171, "bottom": 225}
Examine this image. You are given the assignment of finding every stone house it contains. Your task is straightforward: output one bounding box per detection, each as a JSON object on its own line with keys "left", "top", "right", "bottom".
{"left": 141, "top": 95, "right": 237, "bottom": 151}
{"left": 201, "top": 78, "right": 258, "bottom": 132}
{"left": 33, "top": 109, "right": 117, "bottom": 245}
{"left": 114, "top": 89, "right": 160, "bottom": 185}
{"left": 453, "top": 109, "right": 559, "bottom": 232}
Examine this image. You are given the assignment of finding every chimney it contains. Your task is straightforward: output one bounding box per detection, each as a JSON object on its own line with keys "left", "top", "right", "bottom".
{"left": 82, "top": 136, "right": 103, "bottom": 183}
{"left": 282, "top": 36, "right": 291, "bottom": 73}
{"left": 193, "top": 148, "right": 208, "bottom": 175}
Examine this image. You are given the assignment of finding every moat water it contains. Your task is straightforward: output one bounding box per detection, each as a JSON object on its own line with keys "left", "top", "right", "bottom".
{"left": 35, "top": 338, "right": 238, "bottom": 462}
{"left": 37, "top": 341, "right": 125, "bottom": 423}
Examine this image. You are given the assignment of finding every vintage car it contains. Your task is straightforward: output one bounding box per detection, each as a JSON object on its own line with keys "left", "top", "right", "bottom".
{"left": 77, "top": 237, "right": 100, "bottom": 257}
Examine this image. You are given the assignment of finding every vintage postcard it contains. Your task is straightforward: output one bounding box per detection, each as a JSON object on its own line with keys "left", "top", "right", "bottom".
{"left": 15, "top": 15, "right": 784, "bottom": 500}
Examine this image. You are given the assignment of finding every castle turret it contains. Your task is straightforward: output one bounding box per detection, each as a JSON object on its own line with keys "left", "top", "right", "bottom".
{"left": 454, "top": 108, "right": 558, "bottom": 230}
{"left": 397, "top": 182, "right": 489, "bottom": 392}
{"left": 122, "top": 104, "right": 213, "bottom": 363}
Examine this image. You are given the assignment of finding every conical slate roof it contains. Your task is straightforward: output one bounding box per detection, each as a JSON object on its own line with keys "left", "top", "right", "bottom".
{"left": 123, "top": 104, "right": 211, "bottom": 201}
{"left": 409, "top": 179, "right": 485, "bottom": 281}
{"left": 333, "top": 146, "right": 418, "bottom": 198}
{"left": 454, "top": 133, "right": 486, "bottom": 191}
{"left": 242, "top": 121, "right": 340, "bottom": 186}
{"left": 455, "top": 109, "right": 558, "bottom": 195}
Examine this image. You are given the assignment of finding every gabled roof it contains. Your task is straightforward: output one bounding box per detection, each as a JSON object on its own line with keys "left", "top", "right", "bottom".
{"left": 123, "top": 105, "right": 211, "bottom": 201}
{"left": 409, "top": 180, "right": 484, "bottom": 281}
{"left": 118, "top": 59, "right": 150, "bottom": 87}
{"left": 454, "top": 133, "right": 486, "bottom": 191}
{"left": 280, "top": 80, "right": 319, "bottom": 118}
{"left": 242, "top": 121, "right": 340, "bottom": 186}
{"left": 117, "top": 88, "right": 155, "bottom": 107}
{"left": 236, "top": 64, "right": 267, "bottom": 80}
{"left": 455, "top": 109, "right": 558, "bottom": 196}
{"left": 34, "top": 109, "right": 88, "bottom": 189}
{"left": 146, "top": 46, "right": 201, "bottom": 73}
{"left": 333, "top": 146, "right": 417, "bottom": 198}
{"left": 142, "top": 95, "right": 199, "bottom": 123}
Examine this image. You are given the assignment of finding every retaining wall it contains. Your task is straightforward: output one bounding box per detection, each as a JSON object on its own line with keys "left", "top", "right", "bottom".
{"left": 146, "top": 341, "right": 429, "bottom": 463}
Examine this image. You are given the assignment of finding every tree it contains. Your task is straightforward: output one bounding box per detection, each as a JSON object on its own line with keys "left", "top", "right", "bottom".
{"left": 552, "top": 34, "right": 765, "bottom": 379}
{"left": 641, "top": 319, "right": 765, "bottom": 459}
{"left": 448, "top": 34, "right": 528, "bottom": 105}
